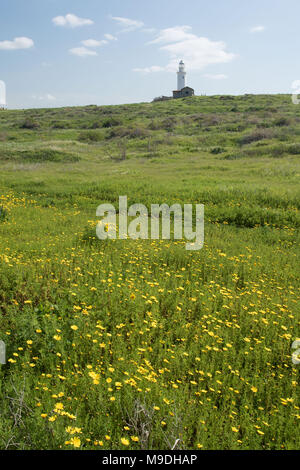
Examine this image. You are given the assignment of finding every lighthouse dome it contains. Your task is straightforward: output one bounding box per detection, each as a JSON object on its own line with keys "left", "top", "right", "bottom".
{"left": 178, "top": 60, "right": 185, "bottom": 72}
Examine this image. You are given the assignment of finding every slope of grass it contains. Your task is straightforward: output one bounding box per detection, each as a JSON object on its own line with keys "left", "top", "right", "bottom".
{"left": 0, "top": 94, "right": 299, "bottom": 450}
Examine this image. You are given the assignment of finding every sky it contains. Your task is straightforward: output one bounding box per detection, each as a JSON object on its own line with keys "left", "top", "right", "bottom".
{"left": 1, "top": 0, "right": 300, "bottom": 109}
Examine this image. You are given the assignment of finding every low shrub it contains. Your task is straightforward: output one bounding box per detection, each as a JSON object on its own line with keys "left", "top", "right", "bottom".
{"left": 20, "top": 119, "right": 40, "bottom": 130}
{"left": 89, "top": 122, "right": 101, "bottom": 129}
{"left": 106, "top": 126, "right": 149, "bottom": 140}
{"left": 288, "top": 143, "right": 300, "bottom": 154}
{"left": 273, "top": 117, "right": 290, "bottom": 127}
{"left": 237, "top": 129, "right": 274, "bottom": 145}
{"left": 160, "top": 117, "right": 177, "bottom": 131}
{"left": 210, "top": 147, "right": 225, "bottom": 154}
{"left": 78, "top": 131, "right": 103, "bottom": 143}
{"left": 20, "top": 149, "right": 80, "bottom": 162}
{"left": 51, "top": 121, "right": 71, "bottom": 129}
{"left": 101, "top": 118, "right": 121, "bottom": 128}
{"left": 0, "top": 149, "right": 15, "bottom": 161}
{"left": 147, "top": 120, "right": 161, "bottom": 131}
{"left": 0, "top": 205, "right": 7, "bottom": 222}
{"left": 269, "top": 144, "right": 286, "bottom": 157}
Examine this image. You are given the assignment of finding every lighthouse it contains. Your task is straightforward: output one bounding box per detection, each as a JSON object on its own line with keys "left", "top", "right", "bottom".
{"left": 0, "top": 81, "right": 6, "bottom": 109}
{"left": 172, "top": 61, "right": 194, "bottom": 99}
{"left": 177, "top": 60, "right": 186, "bottom": 90}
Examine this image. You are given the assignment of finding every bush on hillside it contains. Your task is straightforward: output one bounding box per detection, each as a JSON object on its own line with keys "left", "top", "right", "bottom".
{"left": 237, "top": 129, "right": 274, "bottom": 145}
{"left": 78, "top": 131, "right": 103, "bottom": 143}
{"left": 101, "top": 118, "right": 122, "bottom": 128}
{"left": 288, "top": 143, "right": 300, "bottom": 154}
{"left": 20, "top": 149, "right": 80, "bottom": 162}
{"left": 106, "top": 126, "right": 149, "bottom": 140}
{"left": 20, "top": 119, "right": 40, "bottom": 130}
{"left": 273, "top": 117, "right": 290, "bottom": 127}
{"left": 51, "top": 120, "right": 72, "bottom": 129}
{"left": 211, "top": 147, "right": 226, "bottom": 154}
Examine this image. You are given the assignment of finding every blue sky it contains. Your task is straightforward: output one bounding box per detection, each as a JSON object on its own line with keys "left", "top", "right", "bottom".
{"left": 1, "top": 0, "right": 299, "bottom": 108}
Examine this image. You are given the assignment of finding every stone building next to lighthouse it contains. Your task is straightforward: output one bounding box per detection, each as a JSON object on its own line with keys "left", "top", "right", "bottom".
{"left": 172, "top": 60, "right": 194, "bottom": 99}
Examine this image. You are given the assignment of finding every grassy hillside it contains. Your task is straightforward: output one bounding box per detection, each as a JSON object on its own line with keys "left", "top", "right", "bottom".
{"left": 0, "top": 94, "right": 299, "bottom": 450}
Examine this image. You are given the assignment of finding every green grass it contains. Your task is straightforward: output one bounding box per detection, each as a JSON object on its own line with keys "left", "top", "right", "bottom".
{"left": 0, "top": 94, "right": 299, "bottom": 450}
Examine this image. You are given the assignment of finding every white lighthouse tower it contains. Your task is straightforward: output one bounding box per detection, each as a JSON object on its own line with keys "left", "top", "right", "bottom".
{"left": 172, "top": 60, "right": 194, "bottom": 99}
{"left": 0, "top": 81, "right": 6, "bottom": 109}
{"left": 177, "top": 60, "right": 186, "bottom": 91}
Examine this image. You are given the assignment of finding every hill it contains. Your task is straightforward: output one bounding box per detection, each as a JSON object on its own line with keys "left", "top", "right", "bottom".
{"left": 0, "top": 95, "right": 299, "bottom": 450}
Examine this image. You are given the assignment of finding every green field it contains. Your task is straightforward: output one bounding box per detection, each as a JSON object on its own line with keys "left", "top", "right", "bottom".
{"left": 0, "top": 94, "right": 299, "bottom": 450}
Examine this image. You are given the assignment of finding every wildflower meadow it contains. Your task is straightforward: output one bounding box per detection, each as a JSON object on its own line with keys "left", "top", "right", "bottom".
{"left": 0, "top": 94, "right": 299, "bottom": 449}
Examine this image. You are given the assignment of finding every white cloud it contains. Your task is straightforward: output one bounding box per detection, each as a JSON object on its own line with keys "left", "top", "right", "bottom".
{"left": 250, "top": 25, "right": 265, "bottom": 33}
{"left": 52, "top": 13, "right": 94, "bottom": 28}
{"left": 32, "top": 93, "right": 56, "bottom": 101}
{"left": 72, "top": 34, "right": 116, "bottom": 57}
{"left": 69, "top": 46, "right": 98, "bottom": 57}
{"left": 149, "top": 26, "right": 195, "bottom": 45}
{"left": 81, "top": 39, "right": 108, "bottom": 48}
{"left": 133, "top": 65, "right": 165, "bottom": 73}
{"left": 135, "top": 26, "right": 236, "bottom": 73}
{"left": 162, "top": 38, "right": 235, "bottom": 72}
{"left": 204, "top": 73, "right": 228, "bottom": 80}
{"left": 46, "top": 94, "right": 56, "bottom": 101}
{"left": 0, "top": 37, "right": 34, "bottom": 50}
{"left": 104, "top": 33, "right": 117, "bottom": 41}
{"left": 111, "top": 16, "right": 144, "bottom": 32}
